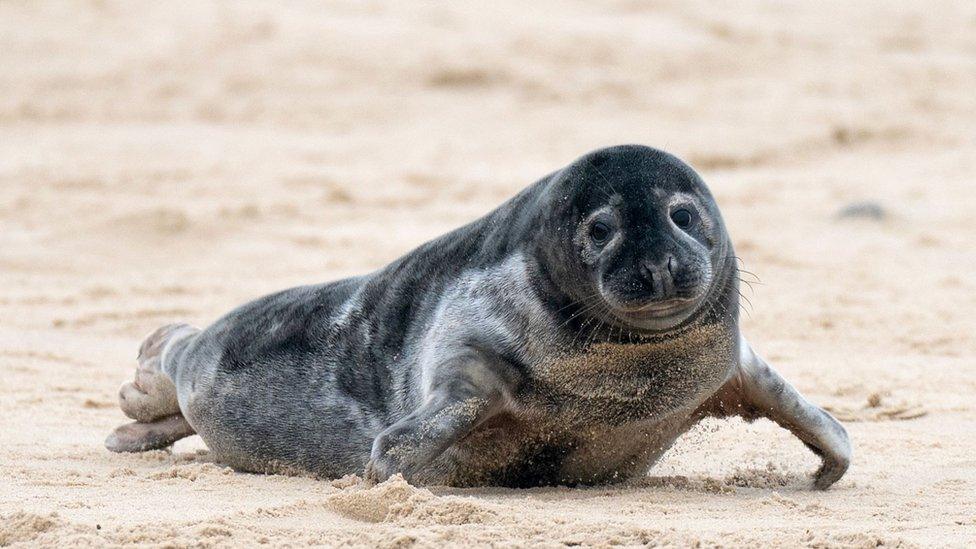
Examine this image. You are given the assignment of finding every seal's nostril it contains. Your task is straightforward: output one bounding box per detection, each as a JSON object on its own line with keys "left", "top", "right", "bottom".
{"left": 667, "top": 256, "right": 675, "bottom": 275}
{"left": 641, "top": 260, "right": 664, "bottom": 296}
{"left": 641, "top": 263, "right": 655, "bottom": 286}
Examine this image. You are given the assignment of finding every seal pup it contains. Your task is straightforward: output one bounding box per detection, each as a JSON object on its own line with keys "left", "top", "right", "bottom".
{"left": 106, "top": 144, "right": 851, "bottom": 489}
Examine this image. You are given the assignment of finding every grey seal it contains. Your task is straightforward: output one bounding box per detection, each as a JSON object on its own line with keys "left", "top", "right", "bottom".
{"left": 106, "top": 144, "right": 851, "bottom": 489}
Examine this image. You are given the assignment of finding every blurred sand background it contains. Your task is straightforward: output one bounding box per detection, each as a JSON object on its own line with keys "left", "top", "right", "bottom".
{"left": 2, "top": 1, "right": 975, "bottom": 546}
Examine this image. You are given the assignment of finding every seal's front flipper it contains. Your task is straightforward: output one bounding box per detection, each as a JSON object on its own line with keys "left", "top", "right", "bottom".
{"left": 365, "top": 350, "right": 514, "bottom": 484}
{"left": 699, "top": 335, "right": 852, "bottom": 490}
{"left": 105, "top": 414, "right": 196, "bottom": 453}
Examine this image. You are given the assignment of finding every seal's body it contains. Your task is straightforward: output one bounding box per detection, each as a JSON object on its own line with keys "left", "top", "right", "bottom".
{"left": 107, "top": 145, "right": 851, "bottom": 489}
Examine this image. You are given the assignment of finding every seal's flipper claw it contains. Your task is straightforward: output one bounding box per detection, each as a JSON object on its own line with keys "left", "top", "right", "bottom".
{"left": 105, "top": 414, "right": 196, "bottom": 453}
{"left": 811, "top": 444, "right": 850, "bottom": 490}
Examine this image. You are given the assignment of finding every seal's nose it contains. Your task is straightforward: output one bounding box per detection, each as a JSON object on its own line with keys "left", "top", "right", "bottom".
{"left": 640, "top": 255, "right": 676, "bottom": 298}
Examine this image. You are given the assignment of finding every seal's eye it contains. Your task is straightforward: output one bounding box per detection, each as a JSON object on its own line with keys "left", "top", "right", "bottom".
{"left": 671, "top": 208, "right": 693, "bottom": 229}
{"left": 589, "top": 221, "right": 612, "bottom": 245}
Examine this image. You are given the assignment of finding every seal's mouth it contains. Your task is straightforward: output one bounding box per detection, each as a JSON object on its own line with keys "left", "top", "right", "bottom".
{"left": 613, "top": 297, "right": 698, "bottom": 317}
{"left": 597, "top": 285, "right": 710, "bottom": 332}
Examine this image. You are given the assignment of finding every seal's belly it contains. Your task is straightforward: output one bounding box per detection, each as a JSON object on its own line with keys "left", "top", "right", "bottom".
{"left": 426, "top": 408, "right": 691, "bottom": 487}
{"left": 423, "top": 340, "right": 736, "bottom": 487}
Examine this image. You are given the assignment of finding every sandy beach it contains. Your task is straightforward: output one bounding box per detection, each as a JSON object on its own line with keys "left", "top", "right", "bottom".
{"left": 1, "top": 1, "right": 975, "bottom": 546}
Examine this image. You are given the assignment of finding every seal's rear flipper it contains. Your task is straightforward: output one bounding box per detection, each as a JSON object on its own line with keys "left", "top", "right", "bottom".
{"left": 117, "top": 323, "right": 198, "bottom": 423}
{"left": 105, "top": 414, "right": 196, "bottom": 453}
{"left": 107, "top": 323, "right": 200, "bottom": 453}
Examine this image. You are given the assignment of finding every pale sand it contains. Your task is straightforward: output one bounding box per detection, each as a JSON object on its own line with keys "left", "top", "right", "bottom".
{"left": 1, "top": 1, "right": 975, "bottom": 547}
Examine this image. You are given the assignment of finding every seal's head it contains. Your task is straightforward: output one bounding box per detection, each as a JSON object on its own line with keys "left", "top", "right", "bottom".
{"left": 535, "top": 144, "right": 734, "bottom": 333}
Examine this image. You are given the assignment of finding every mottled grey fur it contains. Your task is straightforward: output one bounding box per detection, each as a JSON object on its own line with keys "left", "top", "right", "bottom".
{"left": 106, "top": 145, "right": 851, "bottom": 489}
